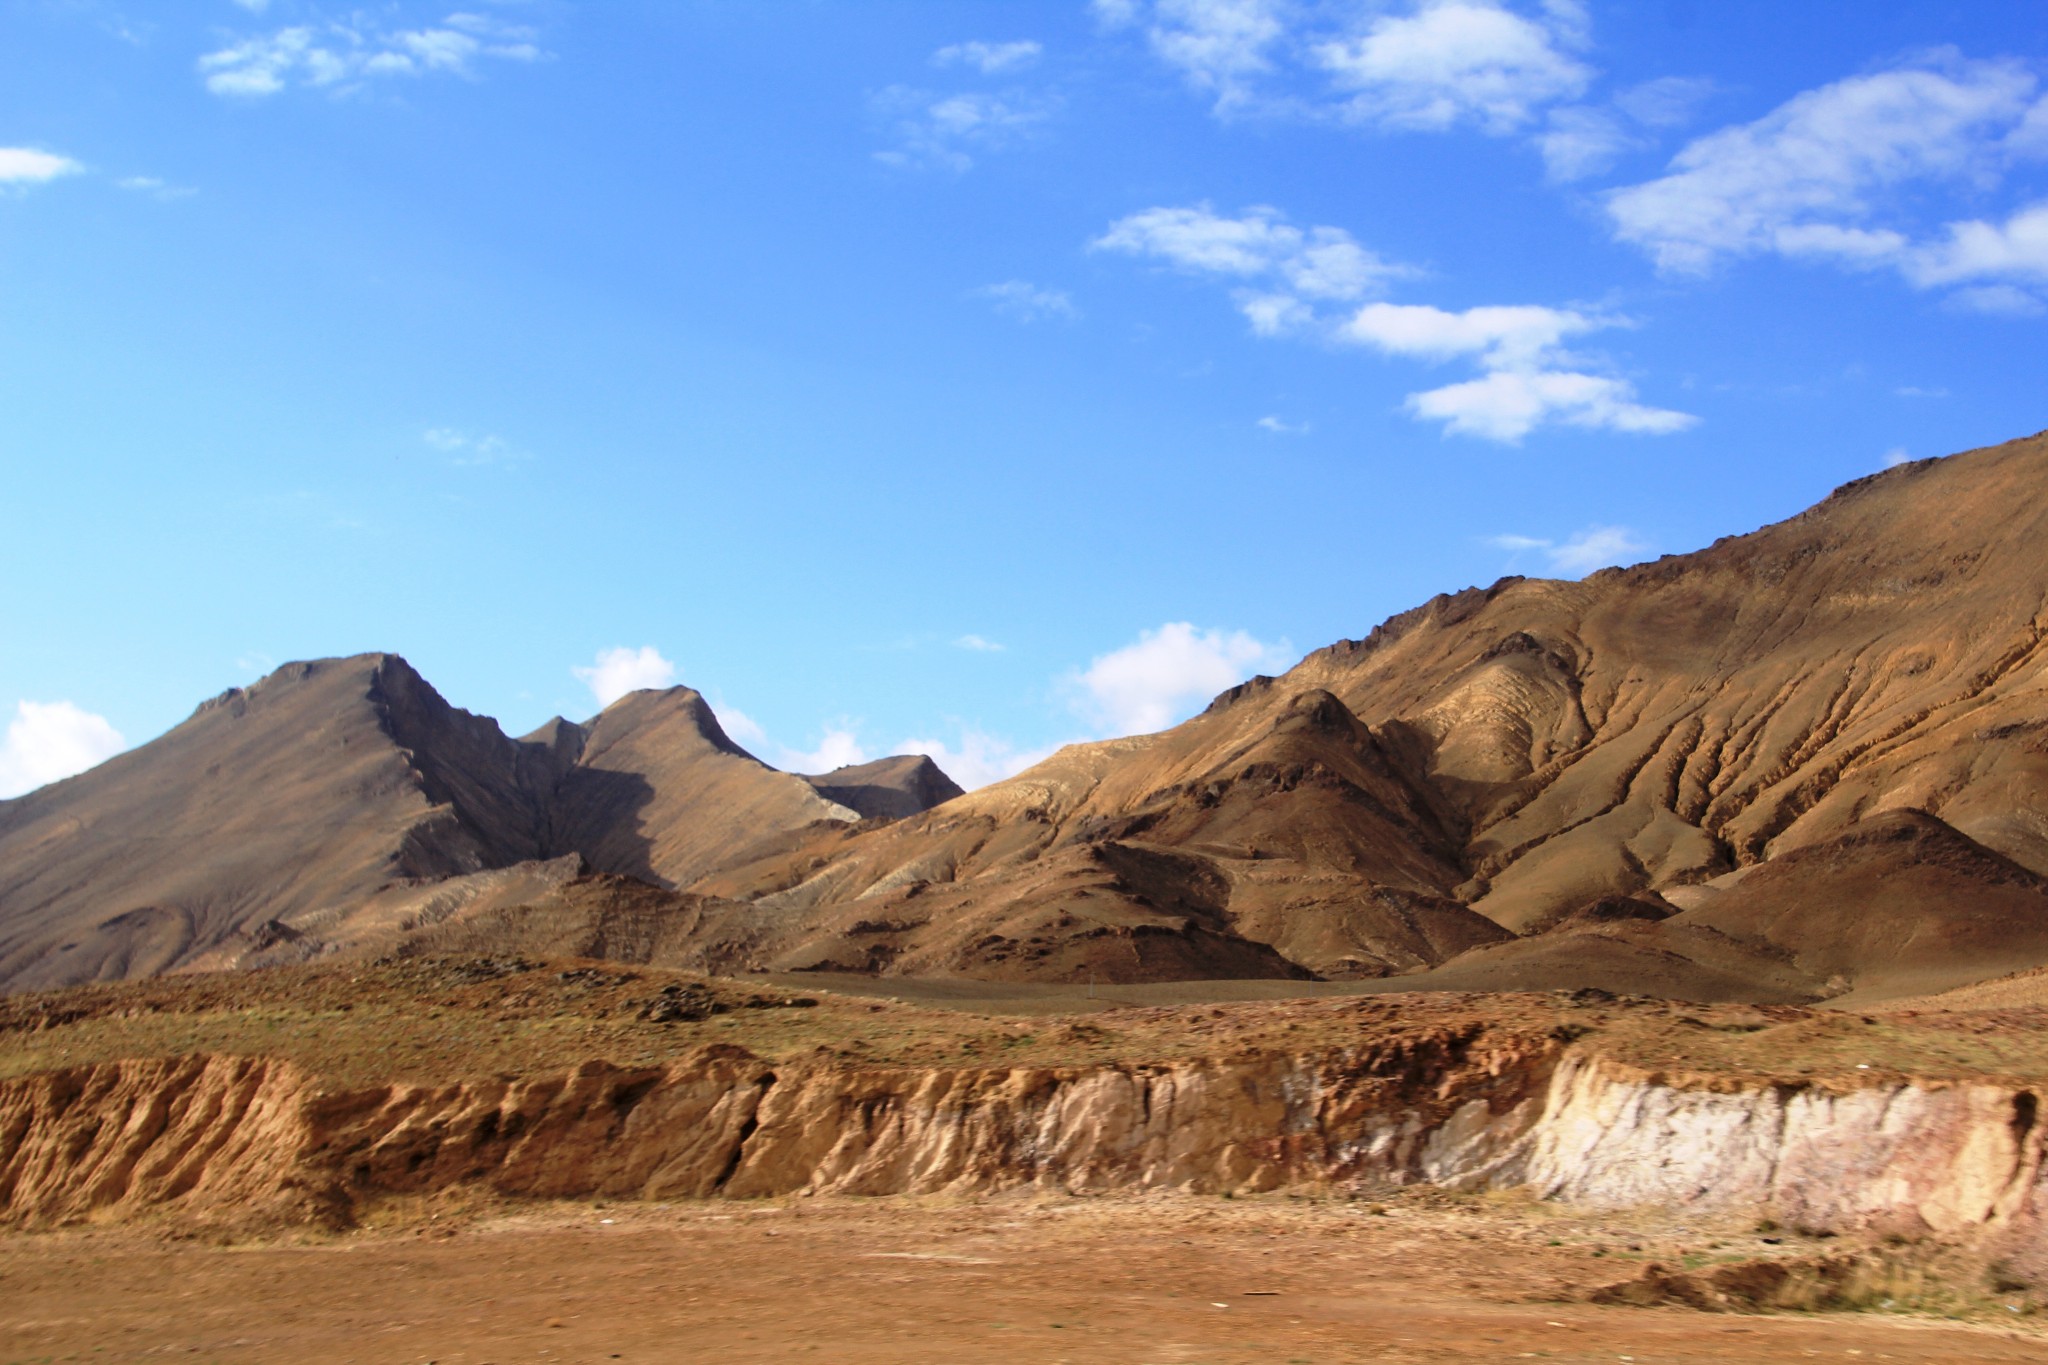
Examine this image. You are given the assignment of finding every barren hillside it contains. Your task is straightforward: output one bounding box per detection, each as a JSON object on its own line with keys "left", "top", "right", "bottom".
{"left": 0, "top": 657, "right": 954, "bottom": 991}
{"left": 695, "top": 433, "right": 2048, "bottom": 995}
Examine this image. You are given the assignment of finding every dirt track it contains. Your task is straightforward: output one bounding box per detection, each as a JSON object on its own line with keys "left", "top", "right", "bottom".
{"left": 4, "top": 1196, "right": 2043, "bottom": 1364}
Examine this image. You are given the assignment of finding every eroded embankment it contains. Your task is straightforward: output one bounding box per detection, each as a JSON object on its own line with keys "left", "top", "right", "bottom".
{"left": 3, "top": 1038, "right": 2045, "bottom": 1265}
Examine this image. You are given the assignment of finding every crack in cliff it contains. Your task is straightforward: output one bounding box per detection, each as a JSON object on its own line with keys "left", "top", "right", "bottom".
{"left": 714, "top": 1071, "right": 777, "bottom": 1192}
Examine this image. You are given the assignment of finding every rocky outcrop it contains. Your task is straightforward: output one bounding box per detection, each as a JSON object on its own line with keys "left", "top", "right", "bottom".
{"left": 6, "top": 1040, "right": 2047, "bottom": 1267}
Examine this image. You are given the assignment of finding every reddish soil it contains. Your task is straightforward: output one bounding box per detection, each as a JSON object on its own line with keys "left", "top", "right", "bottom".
{"left": 3, "top": 1195, "right": 2042, "bottom": 1364}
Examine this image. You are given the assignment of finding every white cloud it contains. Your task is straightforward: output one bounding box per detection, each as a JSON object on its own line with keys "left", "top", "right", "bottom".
{"left": 1334, "top": 301, "right": 1694, "bottom": 441}
{"left": 1607, "top": 54, "right": 2040, "bottom": 278}
{"left": 873, "top": 87, "right": 1055, "bottom": 172}
{"left": 1093, "top": 203, "right": 1410, "bottom": 305}
{"left": 782, "top": 727, "right": 871, "bottom": 775}
{"left": 573, "top": 646, "right": 678, "bottom": 710}
{"left": 1104, "top": 0, "right": 1590, "bottom": 134}
{"left": 1907, "top": 199, "right": 2048, "bottom": 287}
{"left": 900, "top": 728, "right": 1061, "bottom": 791}
{"left": 974, "top": 280, "right": 1078, "bottom": 322}
{"left": 1315, "top": 0, "right": 1591, "bottom": 134}
{"left": 1883, "top": 446, "right": 1913, "bottom": 468}
{"left": 0, "top": 700, "right": 126, "bottom": 799}
{"left": 231, "top": 0, "right": 272, "bottom": 11}
{"left": 198, "top": 13, "right": 544, "bottom": 98}
{"left": 1339, "top": 300, "right": 1599, "bottom": 368}
{"left": 954, "top": 634, "right": 1006, "bottom": 652}
{"left": 1130, "top": 0, "right": 1287, "bottom": 111}
{"left": 423, "top": 427, "right": 525, "bottom": 466}
{"left": 1257, "top": 414, "right": 1309, "bottom": 434}
{"left": 1097, "top": 204, "right": 1693, "bottom": 442}
{"left": 0, "top": 148, "right": 82, "bottom": 185}
{"left": 933, "top": 40, "right": 1043, "bottom": 74}
{"left": 1547, "top": 525, "right": 1651, "bottom": 574}
{"left": 714, "top": 704, "right": 768, "bottom": 748}
{"left": 1406, "top": 368, "right": 1695, "bottom": 442}
{"left": 1489, "top": 526, "right": 1651, "bottom": 576}
{"left": 1071, "top": 622, "right": 1292, "bottom": 737}
{"left": 1895, "top": 385, "right": 1950, "bottom": 398}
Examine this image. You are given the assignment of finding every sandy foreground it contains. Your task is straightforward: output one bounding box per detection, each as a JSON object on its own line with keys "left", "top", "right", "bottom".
{"left": 3, "top": 1194, "right": 2044, "bottom": 1365}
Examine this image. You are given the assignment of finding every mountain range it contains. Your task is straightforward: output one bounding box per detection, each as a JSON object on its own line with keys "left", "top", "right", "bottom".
{"left": 3, "top": 430, "right": 2045, "bottom": 1003}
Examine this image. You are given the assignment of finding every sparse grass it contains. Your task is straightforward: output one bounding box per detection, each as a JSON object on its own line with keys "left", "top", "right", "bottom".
{"left": 9, "top": 955, "right": 2048, "bottom": 1096}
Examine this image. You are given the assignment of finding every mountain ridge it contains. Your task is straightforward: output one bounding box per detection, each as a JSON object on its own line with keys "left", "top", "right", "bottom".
{"left": 5, "top": 430, "right": 2046, "bottom": 1001}
{"left": 0, "top": 654, "right": 959, "bottom": 991}
{"left": 684, "top": 431, "right": 2048, "bottom": 995}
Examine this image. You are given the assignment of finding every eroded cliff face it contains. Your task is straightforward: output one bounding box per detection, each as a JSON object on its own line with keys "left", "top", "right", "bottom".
{"left": 6, "top": 1041, "right": 2046, "bottom": 1270}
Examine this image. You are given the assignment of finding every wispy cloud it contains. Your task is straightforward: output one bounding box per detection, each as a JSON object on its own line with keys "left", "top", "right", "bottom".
{"left": 423, "top": 427, "right": 527, "bottom": 466}
{"left": 973, "top": 280, "right": 1078, "bottom": 322}
{"left": 1097, "top": 203, "right": 1694, "bottom": 442}
{"left": 1488, "top": 525, "right": 1651, "bottom": 576}
{"left": 1094, "top": 202, "right": 1412, "bottom": 311}
{"left": 873, "top": 87, "right": 1056, "bottom": 172}
{"left": 0, "top": 148, "right": 83, "bottom": 186}
{"left": 116, "top": 175, "right": 196, "bottom": 201}
{"left": 1606, "top": 52, "right": 2048, "bottom": 312}
{"left": 573, "top": 646, "right": 677, "bottom": 710}
{"left": 1100, "top": 0, "right": 1602, "bottom": 174}
{"left": 1257, "top": 414, "right": 1309, "bottom": 434}
{"left": 0, "top": 700, "right": 126, "bottom": 799}
{"left": 933, "top": 39, "right": 1043, "bottom": 75}
{"left": 954, "top": 634, "right": 1006, "bottom": 652}
{"left": 1943, "top": 282, "right": 2046, "bottom": 316}
{"left": 198, "top": 10, "right": 545, "bottom": 98}
{"left": 1096, "top": 0, "right": 1286, "bottom": 113}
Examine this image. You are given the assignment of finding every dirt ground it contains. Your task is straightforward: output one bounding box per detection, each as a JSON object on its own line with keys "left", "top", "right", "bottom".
{"left": 3, "top": 1194, "right": 2043, "bottom": 1365}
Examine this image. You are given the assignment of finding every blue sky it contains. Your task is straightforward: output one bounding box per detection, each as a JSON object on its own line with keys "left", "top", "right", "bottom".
{"left": 4, "top": 0, "right": 2047, "bottom": 794}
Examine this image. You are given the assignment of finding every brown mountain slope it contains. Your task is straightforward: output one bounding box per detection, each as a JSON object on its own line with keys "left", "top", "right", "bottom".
{"left": 691, "top": 432, "right": 2048, "bottom": 990}
{"left": 0, "top": 659, "right": 957, "bottom": 993}
{"left": 1391, "top": 810, "right": 2048, "bottom": 1003}
{"left": 1278, "top": 437, "right": 2048, "bottom": 932}
{"left": 803, "top": 755, "right": 965, "bottom": 821}
{"left": 0, "top": 655, "right": 538, "bottom": 992}
{"left": 396, "top": 872, "right": 778, "bottom": 977}
{"left": 521, "top": 686, "right": 864, "bottom": 888}
{"left": 694, "top": 685, "right": 1504, "bottom": 980}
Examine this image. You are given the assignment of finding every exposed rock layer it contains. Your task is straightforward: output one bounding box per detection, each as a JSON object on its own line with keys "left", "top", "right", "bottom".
{"left": 6, "top": 1042, "right": 2044, "bottom": 1275}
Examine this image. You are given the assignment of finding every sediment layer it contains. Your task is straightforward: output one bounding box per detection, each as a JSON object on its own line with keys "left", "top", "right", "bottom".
{"left": 5, "top": 1041, "right": 2042, "bottom": 1272}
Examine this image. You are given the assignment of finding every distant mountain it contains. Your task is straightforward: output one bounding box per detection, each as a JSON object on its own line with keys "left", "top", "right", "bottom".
{"left": 516, "top": 685, "right": 867, "bottom": 888}
{"left": 9, "top": 431, "right": 2047, "bottom": 1003}
{"left": 0, "top": 656, "right": 957, "bottom": 992}
{"left": 802, "top": 756, "right": 965, "bottom": 821}
{"left": 691, "top": 431, "right": 2048, "bottom": 999}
